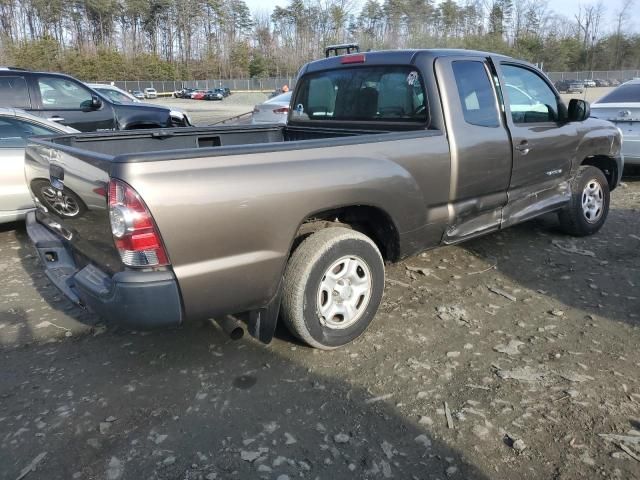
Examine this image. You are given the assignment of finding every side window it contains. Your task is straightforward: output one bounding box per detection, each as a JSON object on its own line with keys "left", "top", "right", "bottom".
{"left": 0, "top": 76, "right": 31, "bottom": 109}
{"left": 0, "top": 117, "right": 59, "bottom": 148}
{"left": 452, "top": 61, "right": 500, "bottom": 128}
{"left": 38, "top": 77, "right": 92, "bottom": 109}
{"left": 501, "top": 65, "right": 558, "bottom": 123}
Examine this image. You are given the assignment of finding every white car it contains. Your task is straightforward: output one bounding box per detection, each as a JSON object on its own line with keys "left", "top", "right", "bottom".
{"left": 251, "top": 92, "right": 292, "bottom": 124}
{"left": 591, "top": 79, "right": 640, "bottom": 166}
{"left": 87, "top": 83, "right": 140, "bottom": 103}
{"left": 144, "top": 88, "right": 158, "bottom": 99}
{"left": 0, "top": 108, "right": 78, "bottom": 223}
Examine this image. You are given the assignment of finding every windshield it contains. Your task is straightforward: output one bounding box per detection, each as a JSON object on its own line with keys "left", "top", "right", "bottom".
{"left": 95, "top": 88, "right": 135, "bottom": 104}
{"left": 597, "top": 83, "right": 640, "bottom": 103}
{"left": 291, "top": 66, "right": 428, "bottom": 125}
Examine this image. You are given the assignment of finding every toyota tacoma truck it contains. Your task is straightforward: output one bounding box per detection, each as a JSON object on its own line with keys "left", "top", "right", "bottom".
{"left": 24, "top": 49, "right": 623, "bottom": 349}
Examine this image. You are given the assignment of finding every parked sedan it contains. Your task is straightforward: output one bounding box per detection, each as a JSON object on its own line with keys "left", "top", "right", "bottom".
{"left": 204, "top": 89, "right": 224, "bottom": 101}
{"left": 131, "top": 90, "right": 145, "bottom": 100}
{"left": 0, "top": 108, "right": 78, "bottom": 223}
{"left": 591, "top": 79, "right": 640, "bottom": 167}
{"left": 144, "top": 87, "right": 158, "bottom": 99}
{"left": 583, "top": 79, "right": 596, "bottom": 88}
{"left": 567, "top": 81, "right": 585, "bottom": 94}
{"left": 190, "top": 90, "right": 206, "bottom": 100}
{"left": 251, "top": 91, "right": 292, "bottom": 124}
{"left": 87, "top": 83, "right": 140, "bottom": 103}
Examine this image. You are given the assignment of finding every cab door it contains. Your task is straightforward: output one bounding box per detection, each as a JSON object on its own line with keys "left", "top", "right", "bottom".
{"left": 33, "top": 75, "right": 116, "bottom": 132}
{"left": 434, "top": 56, "right": 512, "bottom": 242}
{"left": 495, "top": 62, "right": 579, "bottom": 226}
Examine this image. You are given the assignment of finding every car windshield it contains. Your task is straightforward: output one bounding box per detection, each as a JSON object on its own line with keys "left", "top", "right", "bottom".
{"left": 291, "top": 66, "right": 428, "bottom": 125}
{"left": 96, "top": 88, "right": 135, "bottom": 104}
{"left": 597, "top": 83, "right": 640, "bottom": 103}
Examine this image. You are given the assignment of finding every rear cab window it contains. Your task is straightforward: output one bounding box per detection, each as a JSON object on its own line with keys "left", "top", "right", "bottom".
{"left": 0, "top": 76, "right": 31, "bottom": 109}
{"left": 290, "top": 66, "right": 429, "bottom": 128}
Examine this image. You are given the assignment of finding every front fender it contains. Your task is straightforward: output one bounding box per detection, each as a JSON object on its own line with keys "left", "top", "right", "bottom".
{"left": 573, "top": 118, "right": 623, "bottom": 179}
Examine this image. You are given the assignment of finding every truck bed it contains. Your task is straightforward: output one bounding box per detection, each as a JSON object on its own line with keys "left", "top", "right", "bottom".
{"left": 41, "top": 124, "right": 412, "bottom": 161}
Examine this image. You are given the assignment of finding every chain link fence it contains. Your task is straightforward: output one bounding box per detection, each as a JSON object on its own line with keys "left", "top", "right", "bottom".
{"left": 90, "top": 77, "right": 297, "bottom": 94}
{"left": 91, "top": 70, "right": 639, "bottom": 94}
{"left": 546, "top": 70, "right": 640, "bottom": 82}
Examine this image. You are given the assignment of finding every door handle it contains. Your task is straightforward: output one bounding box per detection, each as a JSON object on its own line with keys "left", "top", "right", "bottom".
{"left": 47, "top": 116, "right": 65, "bottom": 122}
{"left": 515, "top": 141, "right": 530, "bottom": 155}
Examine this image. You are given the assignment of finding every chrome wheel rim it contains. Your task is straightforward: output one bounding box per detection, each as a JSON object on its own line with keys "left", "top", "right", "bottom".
{"left": 41, "top": 187, "right": 80, "bottom": 217}
{"left": 316, "top": 255, "right": 372, "bottom": 330}
{"left": 581, "top": 179, "right": 604, "bottom": 224}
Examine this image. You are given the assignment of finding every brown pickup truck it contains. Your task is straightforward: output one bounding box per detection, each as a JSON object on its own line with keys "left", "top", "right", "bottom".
{"left": 24, "top": 49, "right": 623, "bottom": 349}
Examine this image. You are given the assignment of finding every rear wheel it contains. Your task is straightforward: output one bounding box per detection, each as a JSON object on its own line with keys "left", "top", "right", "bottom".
{"left": 281, "top": 227, "right": 384, "bottom": 349}
{"left": 558, "top": 166, "right": 610, "bottom": 236}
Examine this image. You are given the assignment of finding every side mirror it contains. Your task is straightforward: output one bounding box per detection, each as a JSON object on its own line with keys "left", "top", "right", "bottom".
{"left": 91, "top": 95, "right": 102, "bottom": 110}
{"left": 568, "top": 98, "right": 590, "bottom": 122}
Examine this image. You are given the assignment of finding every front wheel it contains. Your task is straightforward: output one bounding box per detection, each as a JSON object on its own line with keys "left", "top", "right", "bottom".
{"left": 281, "top": 227, "right": 385, "bottom": 349}
{"left": 558, "top": 165, "right": 610, "bottom": 236}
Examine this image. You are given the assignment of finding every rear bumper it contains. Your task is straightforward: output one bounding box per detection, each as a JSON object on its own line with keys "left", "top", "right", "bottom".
{"left": 26, "top": 212, "right": 183, "bottom": 329}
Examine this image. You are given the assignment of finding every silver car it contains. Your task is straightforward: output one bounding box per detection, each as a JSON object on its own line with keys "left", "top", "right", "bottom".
{"left": 0, "top": 108, "right": 78, "bottom": 223}
{"left": 87, "top": 83, "right": 141, "bottom": 103}
{"left": 251, "top": 92, "right": 292, "bottom": 124}
{"left": 591, "top": 79, "right": 640, "bottom": 166}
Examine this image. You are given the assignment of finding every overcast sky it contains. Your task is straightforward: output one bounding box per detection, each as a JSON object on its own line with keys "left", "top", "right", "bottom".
{"left": 243, "top": 0, "right": 638, "bottom": 32}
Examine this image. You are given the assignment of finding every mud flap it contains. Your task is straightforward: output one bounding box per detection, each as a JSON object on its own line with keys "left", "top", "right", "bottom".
{"left": 247, "top": 279, "right": 283, "bottom": 344}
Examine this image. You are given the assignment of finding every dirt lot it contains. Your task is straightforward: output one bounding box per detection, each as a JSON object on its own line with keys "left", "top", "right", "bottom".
{"left": 145, "top": 93, "right": 270, "bottom": 125}
{"left": 1, "top": 165, "right": 639, "bottom": 479}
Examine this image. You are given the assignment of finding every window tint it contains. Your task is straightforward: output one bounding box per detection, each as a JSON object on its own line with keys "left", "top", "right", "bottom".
{"left": 452, "top": 61, "right": 499, "bottom": 127}
{"left": 291, "top": 66, "right": 428, "bottom": 124}
{"left": 0, "top": 76, "right": 30, "bottom": 109}
{"left": 0, "top": 117, "right": 59, "bottom": 148}
{"left": 597, "top": 83, "right": 640, "bottom": 103}
{"left": 38, "top": 77, "right": 92, "bottom": 109}
{"left": 501, "top": 65, "right": 558, "bottom": 123}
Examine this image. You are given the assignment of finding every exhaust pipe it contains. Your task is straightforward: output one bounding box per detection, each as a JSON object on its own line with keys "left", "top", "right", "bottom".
{"left": 211, "top": 316, "right": 244, "bottom": 340}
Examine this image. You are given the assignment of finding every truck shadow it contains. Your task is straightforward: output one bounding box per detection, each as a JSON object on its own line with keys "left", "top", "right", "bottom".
{"left": 0, "top": 323, "right": 494, "bottom": 480}
{"left": 464, "top": 199, "right": 639, "bottom": 328}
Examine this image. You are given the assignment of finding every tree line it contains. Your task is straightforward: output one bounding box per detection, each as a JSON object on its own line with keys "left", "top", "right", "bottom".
{"left": 0, "top": 0, "right": 638, "bottom": 81}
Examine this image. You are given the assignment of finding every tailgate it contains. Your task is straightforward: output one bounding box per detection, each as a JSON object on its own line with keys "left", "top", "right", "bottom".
{"left": 24, "top": 139, "right": 123, "bottom": 273}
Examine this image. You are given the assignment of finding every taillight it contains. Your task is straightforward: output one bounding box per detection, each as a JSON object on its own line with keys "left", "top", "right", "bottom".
{"left": 108, "top": 179, "right": 169, "bottom": 268}
{"left": 272, "top": 107, "right": 289, "bottom": 114}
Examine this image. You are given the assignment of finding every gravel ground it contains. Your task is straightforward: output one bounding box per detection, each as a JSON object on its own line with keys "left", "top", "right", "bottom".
{"left": 1, "top": 172, "right": 639, "bottom": 480}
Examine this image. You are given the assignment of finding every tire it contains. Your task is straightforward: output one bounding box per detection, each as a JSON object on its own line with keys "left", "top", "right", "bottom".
{"left": 558, "top": 166, "right": 610, "bottom": 236}
{"left": 281, "top": 227, "right": 385, "bottom": 349}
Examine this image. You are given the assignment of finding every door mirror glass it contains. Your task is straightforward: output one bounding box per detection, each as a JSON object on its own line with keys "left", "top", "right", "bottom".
{"left": 568, "top": 99, "right": 590, "bottom": 122}
{"left": 91, "top": 95, "right": 102, "bottom": 110}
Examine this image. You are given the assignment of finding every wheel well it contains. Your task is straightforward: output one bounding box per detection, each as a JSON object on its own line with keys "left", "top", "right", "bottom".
{"left": 294, "top": 206, "right": 400, "bottom": 262}
{"left": 581, "top": 156, "right": 618, "bottom": 190}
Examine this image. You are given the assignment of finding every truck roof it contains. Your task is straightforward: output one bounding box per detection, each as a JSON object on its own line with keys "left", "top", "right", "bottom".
{"left": 302, "top": 48, "right": 513, "bottom": 74}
